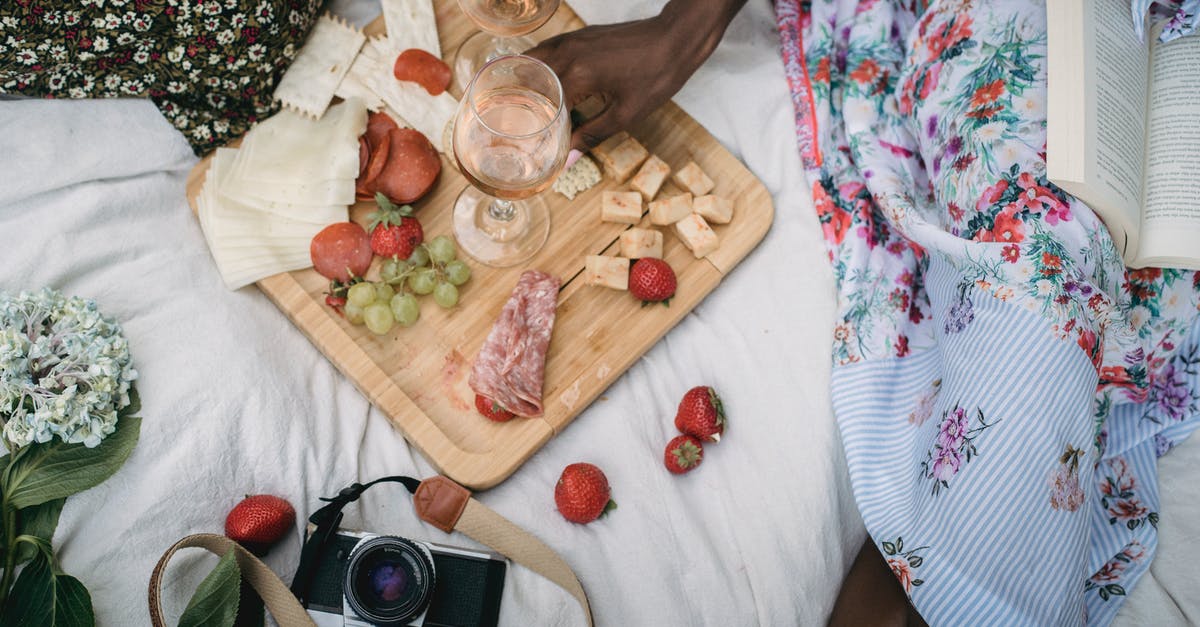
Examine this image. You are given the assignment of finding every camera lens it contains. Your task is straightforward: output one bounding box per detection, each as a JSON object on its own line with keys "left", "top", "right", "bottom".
{"left": 344, "top": 536, "right": 436, "bottom": 625}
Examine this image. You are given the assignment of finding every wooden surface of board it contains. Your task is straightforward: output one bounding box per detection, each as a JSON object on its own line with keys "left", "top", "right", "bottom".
{"left": 185, "top": 1, "right": 774, "bottom": 489}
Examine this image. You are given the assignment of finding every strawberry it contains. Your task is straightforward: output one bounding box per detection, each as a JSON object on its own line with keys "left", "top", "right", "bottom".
{"left": 628, "top": 258, "right": 677, "bottom": 305}
{"left": 674, "top": 386, "right": 726, "bottom": 442}
{"left": 476, "top": 394, "right": 516, "bottom": 422}
{"left": 554, "top": 463, "right": 616, "bottom": 524}
{"left": 225, "top": 494, "right": 296, "bottom": 555}
{"left": 325, "top": 294, "right": 347, "bottom": 313}
{"left": 368, "top": 192, "right": 423, "bottom": 258}
{"left": 664, "top": 435, "right": 704, "bottom": 474}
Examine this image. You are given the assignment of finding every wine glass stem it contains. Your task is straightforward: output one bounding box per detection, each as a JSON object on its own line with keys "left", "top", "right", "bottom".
{"left": 492, "top": 36, "right": 520, "bottom": 58}
{"left": 488, "top": 198, "right": 516, "bottom": 222}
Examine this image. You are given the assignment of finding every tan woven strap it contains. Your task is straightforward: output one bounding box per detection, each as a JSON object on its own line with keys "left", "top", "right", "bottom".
{"left": 454, "top": 498, "right": 594, "bottom": 626}
{"left": 148, "top": 533, "right": 315, "bottom": 626}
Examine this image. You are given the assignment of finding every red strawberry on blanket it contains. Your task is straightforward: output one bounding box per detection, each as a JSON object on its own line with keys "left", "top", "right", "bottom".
{"left": 554, "top": 463, "right": 616, "bottom": 524}
{"left": 368, "top": 192, "right": 423, "bottom": 259}
{"left": 675, "top": 386, "right": 726, "bottom": 442}
{"left": 664, "top": 435, "right": 704, "bottom": 474}
{"left": 476, "top": 393, "right": 516, "bottom": 422}
{"left": 225, "top": 494, "right": 296, "bottom": 555}
{"left": 628, "top": 258, "right": 677, "bottom": 305}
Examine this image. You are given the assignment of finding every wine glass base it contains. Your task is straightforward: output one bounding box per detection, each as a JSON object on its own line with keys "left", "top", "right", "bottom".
{"left": 452, "top": 185, "right": 550, "bottom": 268}
{"left": 453, "top": 31, "right": 537, "bottom": 93}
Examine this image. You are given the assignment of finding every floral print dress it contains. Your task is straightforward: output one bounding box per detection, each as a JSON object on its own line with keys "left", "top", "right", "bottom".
{"left": 777, "top": 0, "right": 1200, "bottom": 624}
{"left": 0, "top": 0, "right": 323, "bottom": 155}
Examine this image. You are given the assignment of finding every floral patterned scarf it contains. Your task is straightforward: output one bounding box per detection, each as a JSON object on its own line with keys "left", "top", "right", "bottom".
{"left": 777, "top": 0, "right": 1200, "bottom": 624}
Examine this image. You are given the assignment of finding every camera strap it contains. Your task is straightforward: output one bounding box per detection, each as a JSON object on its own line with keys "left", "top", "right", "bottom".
{"left": 148, "top": 475, "right": 594, "bottom": 627}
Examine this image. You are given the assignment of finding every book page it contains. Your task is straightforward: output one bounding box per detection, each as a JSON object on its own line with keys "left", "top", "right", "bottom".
{"left": 1135, "top": 30, "right": 1200, "bottom": 270}
{"left": 1047, "top": 0, "right": 1149, "bottom": 261}
{"left": 1091, "top": 0, "right": 1149, "bottom": 223}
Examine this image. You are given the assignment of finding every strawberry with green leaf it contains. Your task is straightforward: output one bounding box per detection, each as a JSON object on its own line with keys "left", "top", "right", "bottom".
{"left": 368, "top": 192, "right": 423, "bottom": 259}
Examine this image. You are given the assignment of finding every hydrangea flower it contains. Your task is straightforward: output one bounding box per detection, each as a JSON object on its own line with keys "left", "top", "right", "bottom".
{"left": 0, "top": 288, "right": 137, "bottom": 448}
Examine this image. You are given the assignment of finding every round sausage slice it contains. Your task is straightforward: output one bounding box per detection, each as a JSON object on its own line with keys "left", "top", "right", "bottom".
{"left": 374, "top": 128, "right": 441, "bottom": 205}
{"left": 393, "top": 49, "right": 452, "bottom": 96}
{"left": 311, "top": 222, "right": 373, "bottom": 282}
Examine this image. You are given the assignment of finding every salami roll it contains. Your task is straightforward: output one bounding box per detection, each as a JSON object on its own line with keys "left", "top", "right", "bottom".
{"left": 469, "top": 271, "right": 561, "bottom": 417}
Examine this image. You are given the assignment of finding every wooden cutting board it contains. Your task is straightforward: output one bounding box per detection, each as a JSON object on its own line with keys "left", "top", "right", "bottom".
{"left": 185, "top": 1, "right": 773, "bottom": 489}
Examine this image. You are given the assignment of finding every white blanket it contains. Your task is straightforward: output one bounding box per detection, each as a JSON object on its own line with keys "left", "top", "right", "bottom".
{"left": 0, "top": 0, "right": 1195, "bottom": 624}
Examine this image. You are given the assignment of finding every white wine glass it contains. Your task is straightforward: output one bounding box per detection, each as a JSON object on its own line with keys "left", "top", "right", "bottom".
{"left": 452, "top": 54, "right": 569, "bottom": 267}
{"left": 454, "top": 0, "right": 561, "bottom": 92}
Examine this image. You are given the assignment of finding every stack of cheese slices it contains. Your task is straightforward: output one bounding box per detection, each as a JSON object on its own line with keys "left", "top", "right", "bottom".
{"left": 197, "top": 98, "right": 368, "bottom": 289}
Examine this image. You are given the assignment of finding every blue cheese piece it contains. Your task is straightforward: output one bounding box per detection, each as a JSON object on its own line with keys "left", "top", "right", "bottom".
{"left": 552, "top": 155, "right": 602, "bottom": 200}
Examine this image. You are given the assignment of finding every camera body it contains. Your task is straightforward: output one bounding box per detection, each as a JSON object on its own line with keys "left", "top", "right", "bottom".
{"left": 305, "top": 529, "right": 506, "bottom": 627}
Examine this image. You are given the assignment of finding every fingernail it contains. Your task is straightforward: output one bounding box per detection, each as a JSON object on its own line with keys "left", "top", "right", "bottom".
{"left": 565, "top": 149, "right": 582, "bottom": 170}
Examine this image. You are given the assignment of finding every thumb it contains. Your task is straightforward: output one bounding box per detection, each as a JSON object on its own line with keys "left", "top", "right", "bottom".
{"left": 565, "top": 108, "right": 623, "bottom": 169}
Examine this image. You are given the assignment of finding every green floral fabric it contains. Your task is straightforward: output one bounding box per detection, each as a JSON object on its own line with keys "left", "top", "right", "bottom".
{"left": 0, "top": 0, "right": 324, "bottom": 155}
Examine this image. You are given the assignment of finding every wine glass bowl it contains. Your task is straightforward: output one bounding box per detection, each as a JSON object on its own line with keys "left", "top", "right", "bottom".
{"left": 458, "top": 0, "right": 560, "bottom": 38}
{"left": 453, "top": 0, "right": 561, "bottom": 92}
{"left": 451, "top": 54, "right": 569, "bottom": 267}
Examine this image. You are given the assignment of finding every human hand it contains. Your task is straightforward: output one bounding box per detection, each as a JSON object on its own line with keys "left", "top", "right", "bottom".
{"left": 526, "top": 0, "right": 746, "bottom": 167}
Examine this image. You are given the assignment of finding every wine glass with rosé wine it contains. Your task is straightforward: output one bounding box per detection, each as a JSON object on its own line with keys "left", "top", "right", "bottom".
{"left": 454, "top": 0, "right": 561, "bottom": 91}
{"left": 451, "top": 54, "right": 569, "bottom": 267}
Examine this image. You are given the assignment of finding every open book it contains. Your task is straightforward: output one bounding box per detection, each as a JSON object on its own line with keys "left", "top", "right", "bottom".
{"left": 1047, "top": 0, "right": 1200, "bottom": 270}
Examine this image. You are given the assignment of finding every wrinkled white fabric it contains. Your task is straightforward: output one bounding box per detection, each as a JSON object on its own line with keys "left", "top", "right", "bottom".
{"left": 0, "top": 0, "right": 1192, "bottom": 624}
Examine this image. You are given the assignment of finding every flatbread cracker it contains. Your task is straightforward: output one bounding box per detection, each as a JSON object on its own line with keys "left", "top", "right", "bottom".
{"left": 273, "top": 14, "right": 366, "bottom": 119}
{"left": 382, "top": 0, "right": 441, "bottom": 58}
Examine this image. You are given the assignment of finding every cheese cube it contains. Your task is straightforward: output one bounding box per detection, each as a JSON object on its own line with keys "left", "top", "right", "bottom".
{"left": 629, "top": 155, "right": 671, "bottom": 201}
{"left": 672, "top": 161, "right": 715, "bottom": 196}
{"left": 601, "top": 190, "right": 643, "bottom": 224}
{"left": 584, "top": 255, "right": 629, "bottom": 290}
{"left": 649, "top": 193, "right": 693, "bottom": 226}
{"left": 596, "top": 136, "right": 649, "bottom": 183}
{"left": 552, "top": 154, "right": 602, "bottom": 200}
{"left": 619, "top": 228, "right": 664, "bottom": 259}
{"left": 693, "top": 194, "right": 733, "bottom": 224}
{"left": 674, "top": 214, "right": 719, "bottom": 258}
{"left": 591, "top": 131, "right": 630, "bottom": 163}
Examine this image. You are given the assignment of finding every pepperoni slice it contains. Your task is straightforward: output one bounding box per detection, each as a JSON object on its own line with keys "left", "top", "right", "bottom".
{"left": 310, "top": 222, "right": 373, "bottom": 282}
{"left": 393, "top": 49, "right": 452, "bottom": 96}
{"left": 374, "top": 127, "right": 442, "bottom": 205}
{"left": 357, "top": 136, "right": 370, "bottom": 179}
{"left": 365, "top": 111, "right": 399, "bottom": 151}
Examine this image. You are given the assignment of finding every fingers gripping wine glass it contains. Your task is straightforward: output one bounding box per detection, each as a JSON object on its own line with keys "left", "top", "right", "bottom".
{"left": 452, "top": 55, "right": 569, "bottom": 267}
{"left": 454, "top": 0, "right": 561, "bottom": 92}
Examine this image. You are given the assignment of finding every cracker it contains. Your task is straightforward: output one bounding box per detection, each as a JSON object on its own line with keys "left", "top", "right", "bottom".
{"left": 382, "top": 0, "right": 441, "bottom": 58}
{"left": 273, "top": 14, "right": 366, "bottom": 119}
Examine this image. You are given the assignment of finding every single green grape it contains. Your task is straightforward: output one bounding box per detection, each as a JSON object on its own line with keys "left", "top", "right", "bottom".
{"left": 380, "top": 258, "right": 410, "bottom": 284}
{"left": 343, "top": 302, "right": 366, "bottom": 325}
{"left": 363, "top": 302, "right": 395, "bottom": 335}
{"left": 347, "top": 282, "right": 376, "bottom": 308}
{"left": 443, "top": 260, "right": 471, "bottom": 286}
{"left": 390, "top": 293, "right": 420, "bottom": 327}
{"left": 409, "top": 268, "right": 437, "bottom": 295}
{"left": 433, "top": 281, "right": 459, "bottom": 308}
{"left": 374, "top": 282, "right": 395, "bottom": 303}
{"left": 407, "top": 246, "right": 430, "bottom": 268}
{"left": 427, "top": 235, "right": 456, "bottom": 265}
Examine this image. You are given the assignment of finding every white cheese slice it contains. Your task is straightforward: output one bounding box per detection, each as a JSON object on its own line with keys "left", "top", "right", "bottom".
{"left": 232, "top": 99, "right": 367, "bottom": 183}
{"left": 382, "top": 0, "right": 441, "bottom": 58}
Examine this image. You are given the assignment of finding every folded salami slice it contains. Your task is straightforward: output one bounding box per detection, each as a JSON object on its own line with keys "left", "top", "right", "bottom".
{"left": 469, "top": 270, "right": 561, "bottom": 417}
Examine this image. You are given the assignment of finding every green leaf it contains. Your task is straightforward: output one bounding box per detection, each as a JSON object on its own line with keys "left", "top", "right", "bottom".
{"left": 5, "top": 418, "right": 141, "bottom": 509}
{"left": 15, "top": 498, "right": 65, "bottom": 565}
{"left": 0, "top": 553, "right": 94, "bottom": 626}
{"left": 1106, "top": 584, "right": 1126, "bottom": 596}
{"left": 911, "top": 579, "right": 924, "bottom": 587}
{"left": 908, "top": 556, "right": 923, "bottom": 568}
{"left": 895, "top": 537, "right": 904, "bottom": 552}
{"left": 1098, "top": 587, "right": 1110, "bottom": 601}
{"left": 179, "top": 550, "right": 241, "bottom": 627}
{"left": 121, "top": 386, "right": 141, "bottom": 417}
{"left": 882, "top": 541, "right": 896, "bottom": 555}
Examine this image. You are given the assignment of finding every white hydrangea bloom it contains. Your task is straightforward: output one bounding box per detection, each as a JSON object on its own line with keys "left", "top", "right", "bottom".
{"left": 0, "top": 288, "right": 138, "bottom": 448}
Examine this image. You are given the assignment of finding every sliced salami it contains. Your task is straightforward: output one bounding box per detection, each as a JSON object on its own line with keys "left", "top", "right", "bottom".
{"left": 469, "top": 270, "right": 561, "bottom": 417}
{"left": 374, "top": 127, "right": 441, "bottom": 205}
